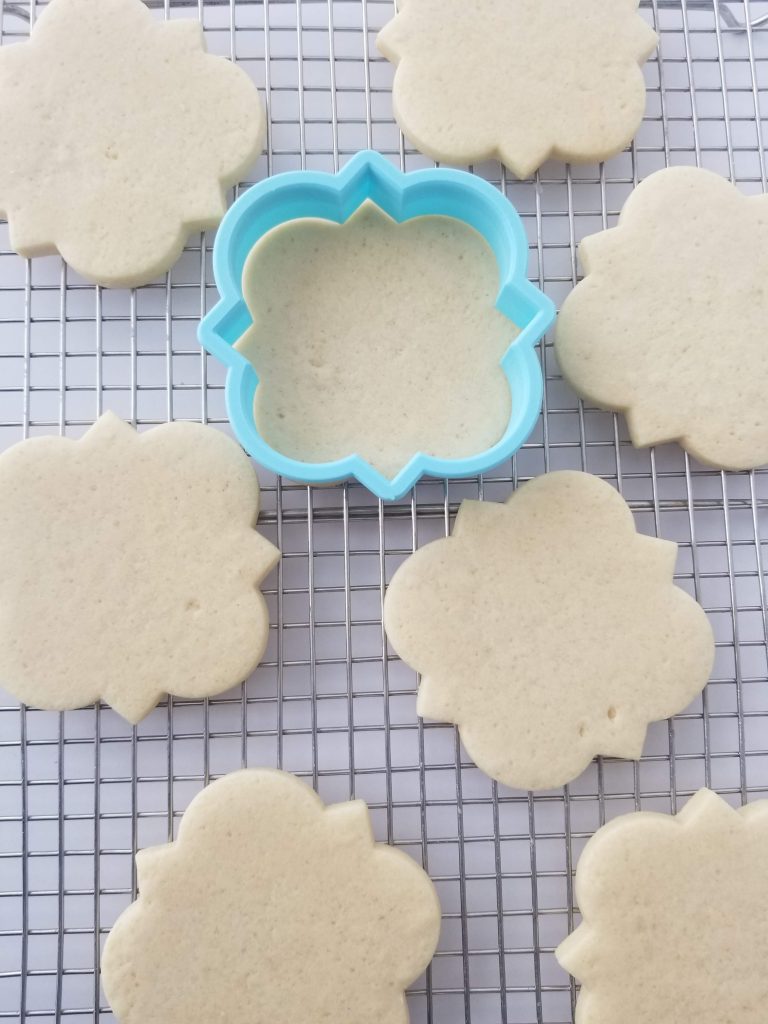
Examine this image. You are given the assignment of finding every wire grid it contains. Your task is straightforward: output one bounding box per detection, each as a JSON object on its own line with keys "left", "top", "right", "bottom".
{"left": 0, "top": 1, "right": 767, "bottom": 1021}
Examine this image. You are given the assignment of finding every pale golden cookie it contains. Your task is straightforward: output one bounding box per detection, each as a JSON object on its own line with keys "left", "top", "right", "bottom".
{"left": 236, "top": 201, "right": 516, "bottom": 480}
{"left": 102, "top": 769, "right": 441, "bottom": 1024}
{"left": 0, "top": 0, "right": 264, "bottom": 287}
{"left": 557, "top": 789, "right": 768, "bottom": 1024}
{"left": 0, "top": 413, "right": 278, "bottom": 722}
{"left": 556, "top": 166, "right": 768, "bottom": 469}
{"left": 384, "top": 471, "right": 714, "bottom": 791}
{"left": 378, "top": 0, "right": 657, "bottom": 177}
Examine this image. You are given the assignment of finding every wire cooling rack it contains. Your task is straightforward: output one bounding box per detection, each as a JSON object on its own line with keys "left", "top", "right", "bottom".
{"left": 0, "top": 1, "right": 767, "bottom": 1022}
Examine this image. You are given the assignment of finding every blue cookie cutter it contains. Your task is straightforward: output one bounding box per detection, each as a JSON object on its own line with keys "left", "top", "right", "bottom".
{"left": 198, "top": 150, "right": 555, "bottom": 501}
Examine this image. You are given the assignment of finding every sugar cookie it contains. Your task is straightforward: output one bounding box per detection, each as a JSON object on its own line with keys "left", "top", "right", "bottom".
{"left": 556, "top": 167, "right": 768, "bottom": 469}
{"left": 102, "top": 769, "right": 441, "bottom": 1024}
{"left": 236, "top": 201, "right": 516, "bottom": 479}
{"left": 377, "top": 0, "right": 657, "bottom": 178}
{"left": 384, "top": 471, "right": 714, "bottom": 791}
{"left": 0, "top": 413, "right": 278, "bottom": 722}
{"left": 557, "top": 789, "right": 768, "bottom": 1024}
{"left": 0, "top": 0, "right": 264, "bottom": 287}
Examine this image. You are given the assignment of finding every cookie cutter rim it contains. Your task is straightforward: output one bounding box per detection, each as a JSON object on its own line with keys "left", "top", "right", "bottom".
{"left": 198, "top": 149, "right": 555, "bottom": 501}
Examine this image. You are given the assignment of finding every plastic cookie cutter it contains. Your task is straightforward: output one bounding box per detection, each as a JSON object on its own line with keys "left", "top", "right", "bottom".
{"left": 198, "top": 149, "right": 555, "bottom": 501}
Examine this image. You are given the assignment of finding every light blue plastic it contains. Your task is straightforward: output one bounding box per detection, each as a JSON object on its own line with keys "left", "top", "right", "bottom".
{"left": 198, "top": 150, "right": 555, "bottom": 501}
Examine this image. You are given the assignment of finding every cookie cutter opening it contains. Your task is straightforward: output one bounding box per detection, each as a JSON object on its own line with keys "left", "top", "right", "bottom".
{"left": 198, "top": 149, "right": 555, "bottom": 501}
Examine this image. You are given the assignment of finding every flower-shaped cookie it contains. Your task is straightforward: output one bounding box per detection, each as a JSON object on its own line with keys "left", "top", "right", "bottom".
{"left": 0, "top": 0, "right": 264, "bottom": 287}
{"left": 557, "top": 168, "right": 768, "bottom": 471}
{"left": 0, "top": 413, "right": 278, "bottom": 722}
{"left": 199, "top": 150, "right": 554, "bottom": 500}
{"left": 102, "top": 769, "right": 441, "bottom": 1024}
{"left": 377, "top": 0, "right": 657, "bottom": 178}
{"left": 557, "top": 789, "right": 768, "bottom": 1024}
{"left": 384, "top": 471, "right": 714, "bottom": 791}
{"left": 556, "top": 167, "right": 768, "bottom": 470}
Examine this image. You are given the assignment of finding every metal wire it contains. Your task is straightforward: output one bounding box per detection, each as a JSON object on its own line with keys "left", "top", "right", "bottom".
{"left": 0, "top": 1, "right": 767, "bottom": 1022}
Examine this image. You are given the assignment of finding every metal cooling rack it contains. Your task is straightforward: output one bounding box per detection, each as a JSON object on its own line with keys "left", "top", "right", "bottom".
{"left": 0, "top": 1, "right": 767, "bottom": 1022}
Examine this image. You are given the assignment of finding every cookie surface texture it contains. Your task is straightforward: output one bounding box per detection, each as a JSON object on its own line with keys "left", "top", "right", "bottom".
{"left": 0, "top": 0, "right": 265, "bottom": 287}
{"left": 0, "top": 413, "right": 278, "bottom": 722}
{"left": 377, "top": 0, "right": 657, "bottom": 177}
{"left": 236, "top": 201, "right": 515, "bottom": 480}
{"left": 556, "top": 167, "right": 768, "bottom": 470}
{"left": 101, "top": 769, "right": 441, "bottom": 1024}
{"left": 557, "top": 789, "right": 768, "bottom": 1024}
{"left": 384, "top": 471, "right": 714, "bottom": 791}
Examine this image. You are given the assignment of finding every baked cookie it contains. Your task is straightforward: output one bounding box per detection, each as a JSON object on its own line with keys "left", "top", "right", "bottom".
{"left": 102, "top": 769, "right": 441, "bottom": 1024}
{"left": 557, "top": 789, "right": 768, "bottom": 1024}
{"left": 384, "top": 471, "right": 714, "bottom": 791}
{"left": 236, "top": 201, "right": 516, "bottom": 480}
{"left": 0, "top": 0, "right": 264, "bottom": 287}
{"left": 0, "top": 413, "right": 278, "bottom": 722}
{"left": 377, "top": 0, "right": 657, "bottom": 177}
{"left": 556, "top": 167, "right": 768, "bottom": 469}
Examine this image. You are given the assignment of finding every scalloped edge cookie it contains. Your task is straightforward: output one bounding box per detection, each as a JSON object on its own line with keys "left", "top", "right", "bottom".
{"left": 556, "top": 166, "right": 768, "bottom": 469}
{"left": 0, "top": 0, "right": 265, "bottom": 286}
{"left": 378, "top": 0, "right": 657, "bottom": 177}
{"left": 557, "top": 789, "right": 768, "bottom": 1024}
{"left": 384, "top": 471, "right": 714, "bottom": 791}
{"left": 0, "top": 413, "right": 279, "bottom": 722}
{"left": 102, "top": 769, "right": 441, "bottom": 1024}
